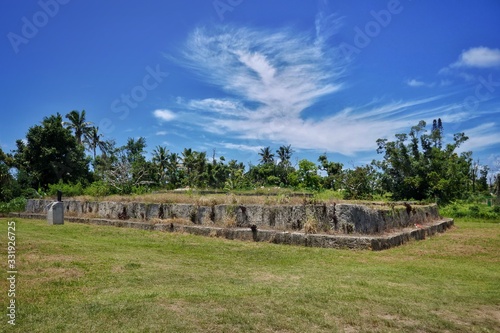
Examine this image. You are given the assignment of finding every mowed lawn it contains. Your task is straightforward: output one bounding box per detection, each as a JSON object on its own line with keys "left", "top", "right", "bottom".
{"left": 1, "top": 218, "right": 499, "bottom": 333}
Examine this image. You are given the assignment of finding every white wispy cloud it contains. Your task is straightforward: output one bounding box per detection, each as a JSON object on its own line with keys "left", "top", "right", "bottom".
{"left": 459, "top": 122, "right": 500, "bottom": 152}
{"left": 166, "top": 20, "right": 499, "bottom": 156}
{"left": 156, "top": 131, "right": 167, "bottom": 136}
{"left": 187, "top": 98, "right": 249, "bottom": 117}
{"left": 406, "top": 79, "right": 426, "bottom": 87}
{"left": 180, "top": 20, "right": 345, "bottom": 118}
{"left": 220, "top": 142, "right": 264, "bottom": 153}
{"left": 450, "top": 47, "right": 500, "bottom": 69}
{"left": 184, "top": 95, "right": 466, "bottom": 155}
{"left": 153, "top": 109, "right": 176, "bottom": 122}
{"left": 406, "top": 79, "right": 435, "bottom": 88}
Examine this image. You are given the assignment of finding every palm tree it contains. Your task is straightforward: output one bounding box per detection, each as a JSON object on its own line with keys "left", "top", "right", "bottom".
{"left": 258, "top": 147, "right": 274, "bottom": 165}
{"left": 194, "top": 151, "right": 208, "bottom": 188}
{"left": 166, "top": 152, "right": 181, "bottom": 188}
{"left": 64, "top": 110, "right": 92, "bottom": 145}
{"left": 84, "top": 126, "right": 108, "bottom": 160}
{"left": 124, "top": 137, "right": 147, "bottom": 160}
{"left": 276, "top": 144, "right": 293, "bottom": 168}
{"left": 181, "top": 148, "right": 208, "bottom": 188}
{"left": 152, "top": 146, "right": 169, "bottom": 185}
{"left": 181, "top": 148, "right": 194, "bottom": 175}
{"left": 181, "top": 148, "right": 195, "bottom": 187}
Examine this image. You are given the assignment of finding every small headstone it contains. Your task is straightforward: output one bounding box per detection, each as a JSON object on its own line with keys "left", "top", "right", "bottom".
{"left": 47, "top": 202, "right": 64, "bottom": 225}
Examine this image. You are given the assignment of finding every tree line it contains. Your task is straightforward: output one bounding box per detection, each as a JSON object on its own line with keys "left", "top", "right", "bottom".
{"left": 0, "top": 111, "right": 498, "bottom": 203}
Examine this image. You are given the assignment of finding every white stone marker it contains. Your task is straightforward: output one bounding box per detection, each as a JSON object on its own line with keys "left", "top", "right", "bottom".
{"left": 47, "top": 201, "right": 64, "bottom": 225}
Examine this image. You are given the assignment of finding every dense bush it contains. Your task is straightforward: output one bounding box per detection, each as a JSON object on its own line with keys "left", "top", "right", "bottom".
{"left": 131, "top": 185, "right": 151, "bottom": 195}
{"left": 0, "top": 197, "right": 27, "bottom": 214}
{"left": 83, "top": 180, "right": 112, "bottom": 197}
{"left": 47, "top": 181, "right": 84, "bottom": 197}
{"left": 440, "top": 200, "right": 500, "bottom": 220}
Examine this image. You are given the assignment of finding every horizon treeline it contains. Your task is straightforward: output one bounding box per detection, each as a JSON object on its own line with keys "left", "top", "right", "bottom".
{"left": 1, "top": 110, "right": 498, "bottom": 204}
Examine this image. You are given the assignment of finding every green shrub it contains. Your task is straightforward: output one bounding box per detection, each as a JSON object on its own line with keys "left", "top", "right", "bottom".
{"left": 21, "top": 188, "right": 43, "bottom": 199}
{"left": 441, "top": 200, "right": 499, "bottom": 221}
{"left": 0, "top": 197, "right": 27, "bottom": 213}
{"left": 131, "top": 185, "right": 150, "bottom": 195}
{"left": 47, "top": 180, "right": 84, "bottom": 197}
{"left": 469, "top": 205, "right": 480, "bottom": 216}
{"left": 266, "top": 176, "right": 280, "bottom": 186}
{"left": 83, "top": 181, "right": 111, "bottom": 197}
{"left": 313, "top": 189, "right": 344, "bottom": 201}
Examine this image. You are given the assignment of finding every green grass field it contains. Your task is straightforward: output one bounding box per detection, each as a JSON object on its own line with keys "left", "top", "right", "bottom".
{"left": 1, "top": 217, "right": 499, "bottom": 333}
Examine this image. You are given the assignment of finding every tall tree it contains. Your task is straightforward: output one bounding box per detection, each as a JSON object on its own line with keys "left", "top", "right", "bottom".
{"left": 374, "top": 120, "right": 470, "bottom": 203}
{"left": 437, "top": 118, "right": 444, "bottom": 149}
{"left": 64, "top": 110, "right": 92, "bottom": 145}
{"left": 344, "top": 165, "right": 378, "bottom": 200}
{"left": 122, "top": 137, "right": 149, "bottom": 187}
{"left": 181, "top": 148, "right": 195, "bottom": 186}
{"left": 13, "top": 113, "right": 90, "bottom": 189}
{"left": 103, "top": 151, "right": 148, "bottom": 194}
{"left": 276, "top": 145, "right": 293, "bottom": 168}
{"left": 0, "top": 148, "right": 20, "bottom": 201}
{"left": 181, "top": 148, "right": 208, "bottom": 188}
{"left": 275, "top": 145, "right": 294, "bottom": 186}
{"left": 166, "top": 152, "right": 181, "bottom": 189}
{"left": 152, "top": 146, "right": 169, "bottom": 186}
{"left": 258, "top": 146, "right": 275, "bottom": 165}
{"left": 431, "top": 118, "right": 444, "bottom": 149}
{"left": 224, "top": 159, "right": 247, "bottom": 190}
{"left": 84, "top": 126, "right": 109, "bottom": 159}
{"left": 297, "top": 159, "right": 321, "bottom": 190}
{"left": 318, "top": 154, "right": 343, "bottom": 190}
{"left": 478, "top": 165, "right": 489, "bottom": 193}
{"left": 124, "top": 137, "right": 147, "bottom": 163}
{"left": 92, "top": 139, "right": 117, "bottom": 181}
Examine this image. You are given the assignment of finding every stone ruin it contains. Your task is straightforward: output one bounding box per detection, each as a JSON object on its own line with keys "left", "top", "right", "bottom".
{"left": 19, "top": 199, "right": 453, "bottom": 250}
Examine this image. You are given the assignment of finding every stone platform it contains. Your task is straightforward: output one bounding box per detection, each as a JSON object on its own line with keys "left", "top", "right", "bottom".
{"left": 13, "top": 199, "right": 455, "bottom": 250}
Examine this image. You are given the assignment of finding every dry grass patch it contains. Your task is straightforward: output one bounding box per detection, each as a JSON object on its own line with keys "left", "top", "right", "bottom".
{"left": 72, "top": 191, "right": 406, "bottom": 206}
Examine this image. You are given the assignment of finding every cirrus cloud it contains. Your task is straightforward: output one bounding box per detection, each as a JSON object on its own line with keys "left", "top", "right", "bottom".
{"left": 175, "top": 22, "right": 475, "bottom": 154}
{"left": 161, "top": 19, "right": 500, "bottom": 157}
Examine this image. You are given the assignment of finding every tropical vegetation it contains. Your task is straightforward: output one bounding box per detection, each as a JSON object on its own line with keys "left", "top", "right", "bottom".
{"left": 0, "top": 111, "right": 498, "bottom": 209}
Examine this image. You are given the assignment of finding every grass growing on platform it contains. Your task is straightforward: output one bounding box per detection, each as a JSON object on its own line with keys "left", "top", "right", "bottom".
{"left": 1, "top": 218, "right": 499, "bottom": 332}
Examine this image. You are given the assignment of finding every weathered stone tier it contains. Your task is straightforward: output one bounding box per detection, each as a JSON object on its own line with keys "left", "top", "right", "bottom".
{"left": 26, "top": 199, "right": 441, "bottom": 235}
{"left": 12, "top": 211, "right": 454, "bottom": 251}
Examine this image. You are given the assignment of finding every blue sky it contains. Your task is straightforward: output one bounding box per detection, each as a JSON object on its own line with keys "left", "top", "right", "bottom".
{"left": 1, "top": 0, "right": 500, "bottom": 174}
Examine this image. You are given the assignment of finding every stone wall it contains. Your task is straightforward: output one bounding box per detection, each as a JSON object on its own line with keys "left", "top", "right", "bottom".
{"left": 25, "top": 199, "right": 441, "bottom": 235}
